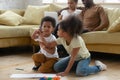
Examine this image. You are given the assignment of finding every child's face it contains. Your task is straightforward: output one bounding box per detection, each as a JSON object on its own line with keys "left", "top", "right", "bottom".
{"left": 68, "top": 0, "right": 77, "bottom": 10}
{"left": 41, "top": 21, "right": 54, "bottom": 37}
{"left": 57, "top": 26, "right": 66, "bottom": 37}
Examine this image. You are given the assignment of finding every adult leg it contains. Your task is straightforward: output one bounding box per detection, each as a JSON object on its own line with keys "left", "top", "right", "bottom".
{"left": 76, "top": 57, "right": 100, "bottom": 76}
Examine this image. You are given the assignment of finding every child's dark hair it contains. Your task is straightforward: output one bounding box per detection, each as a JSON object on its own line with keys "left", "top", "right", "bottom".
{"left": 59, "top": 15, "right": 83, "bottom": 37}
{"left": 40, "top": 16, "right": 56, "bottom": 28}
{"left": 73, "top": 0, "right": 78, "bottom": 3}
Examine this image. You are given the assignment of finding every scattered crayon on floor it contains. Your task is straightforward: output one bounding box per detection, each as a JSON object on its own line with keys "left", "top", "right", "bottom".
{"left": 39, "top": 76, "right": 60, "bottom": 80}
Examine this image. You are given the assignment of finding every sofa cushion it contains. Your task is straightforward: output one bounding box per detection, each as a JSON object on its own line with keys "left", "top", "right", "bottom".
{"left": 107, "top": 17, "right": 120, "bottom": 33}
{"left": 49, "top": 4, "right": 64, "bottom": 12}
{"left": 0, "top": 25, "right": 39, "bottom": 38}
{"left": 0, "top": 11, "right": 23, "bottom": 26}
{"left": 81, "top": 31, "right": 120, "bottom": 45}
{"left": 23, "top": 5, "right": 50, "bottom": 25}
{"left": 105, "top": 8, "right": 120, "bottom": 26}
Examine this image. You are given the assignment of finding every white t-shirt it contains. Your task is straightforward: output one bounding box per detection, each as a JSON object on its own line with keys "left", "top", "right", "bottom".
{"left": 56, "top": 35, "right": 90, "bottom": 60}
{"left": 61, "top": 9, "right": 81, "bottom": 20}
{"left": 39, "top": 34, "right": 59, "bottom": 58}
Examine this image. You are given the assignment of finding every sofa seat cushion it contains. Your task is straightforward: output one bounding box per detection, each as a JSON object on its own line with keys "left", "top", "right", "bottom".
{"left": 0, "top": 25, "right": 39, "bottom": 38}
{"left": 81, "top": 31, "right": 120, "bottom": 45}
{"left": 0, "top": 37, "right": 30, "bottom": 48}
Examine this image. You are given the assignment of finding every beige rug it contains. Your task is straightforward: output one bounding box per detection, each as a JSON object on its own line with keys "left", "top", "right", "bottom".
{"left": 0, "top": 48, "right": 120, "bottom": 80}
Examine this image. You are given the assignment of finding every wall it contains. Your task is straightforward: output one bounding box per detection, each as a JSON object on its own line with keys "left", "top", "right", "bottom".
{"left": 0, "top": 0, "right": 25, "bottom": 9}
{"left": 59, "top": 3, "right": 120, "bottom": 8}
{"left": 0, "top": 0, "right": 43, "bottom": 9}
{"left": 100, "top": 3, "right": 120, "bottom": 8}
{"left": 25, "top": 0, "right": 43, "bottom": 8}
{"left": 0, "top": 0, "right": 120, "bottom": 10}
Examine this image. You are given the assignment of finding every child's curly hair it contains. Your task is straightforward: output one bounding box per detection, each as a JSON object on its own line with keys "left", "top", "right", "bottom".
{"left": 40, "top": 16, "right": 56, "bottom": 28}
{"left": 59, "top": 15, "right": 83, "bottom": 37}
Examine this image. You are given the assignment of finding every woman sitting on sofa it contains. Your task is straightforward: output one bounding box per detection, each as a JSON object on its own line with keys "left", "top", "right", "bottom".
{"left": 58, "top": 0, "right": 81, "bottom": 21}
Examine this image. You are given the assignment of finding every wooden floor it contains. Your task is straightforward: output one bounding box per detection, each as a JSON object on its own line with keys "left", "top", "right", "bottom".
{"left": 0, "top": 47, "right": 120, "bottom": 80}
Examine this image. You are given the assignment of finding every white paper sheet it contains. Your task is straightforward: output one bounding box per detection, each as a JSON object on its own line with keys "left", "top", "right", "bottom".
{"left": 10, "top": 73, "right": 60, "bottom": 78}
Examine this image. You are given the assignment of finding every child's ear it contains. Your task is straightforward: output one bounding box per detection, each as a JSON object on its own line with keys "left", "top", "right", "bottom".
{"left": 51, "top": 27, "right": 54, "bottom": 32}
{"left": 52, "top": 28, "right": 55, "bottom": 31}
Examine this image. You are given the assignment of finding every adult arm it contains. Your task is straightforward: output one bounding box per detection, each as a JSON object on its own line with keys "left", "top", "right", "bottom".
{"left": 58, "top": 15, "right": 63, "bottom": 21}
{"left": 93, "top": 7, "right": 109, "bottom": 31}
{"left": 57, "top": 7, "right": 69, "bottom": 16}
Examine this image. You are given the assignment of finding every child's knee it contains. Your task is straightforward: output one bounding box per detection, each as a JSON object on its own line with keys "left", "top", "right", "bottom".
{"left": 38, "top": 66, "right": 53, "bottom": 73}
{"left": 76, "top": 68, "right": 88, "bottom": 76}
{"left": 32, "top": 53, "right": 46, "bottom": 63}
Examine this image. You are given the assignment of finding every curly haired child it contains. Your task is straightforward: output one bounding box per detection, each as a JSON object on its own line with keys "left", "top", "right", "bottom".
{"left": 31, "top": 16, "right": 59, "bottom": 73}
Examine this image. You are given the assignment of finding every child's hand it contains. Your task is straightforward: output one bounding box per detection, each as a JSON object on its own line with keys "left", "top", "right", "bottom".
{"left": 31, "top": 29, "right": 44, "bottom": 41}
{"left": 39, "top": 29, "right": 44, "bottom": 38}
{"left": 31, "top": 29, "right": 40, "bottom": 39}
{"left": 34, "top": 29, "right": 41, "bottom": 34}
{"left": 56, "top": 72, "right": 68, "bottom": 76}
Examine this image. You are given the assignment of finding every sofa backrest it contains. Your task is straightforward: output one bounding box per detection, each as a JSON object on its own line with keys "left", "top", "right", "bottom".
{"left": 0, "top": 4, "right": 64, "bottom": 26}
{"left": 0, "top": 4, "right": 64, "bottom": 16}
{"left": 1, "top": 5, "right": 119, "bottom": 24}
